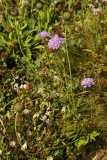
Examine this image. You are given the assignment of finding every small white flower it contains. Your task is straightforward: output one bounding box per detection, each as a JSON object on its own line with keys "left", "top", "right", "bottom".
{"left": 37, "top": 137, "right": 41, "bottom": 141}
{"left": 45, "top": 119, "right": 51, "bottom": 125}
{"left": 0, "top": 149, "right": 2, "bottom": 155}
{"left": 47, "top": 106, "right": 50, "bottom": 111}
{"left": 62, "top": 57, "right": 65, "bottom": 62}
{"left": 40, "top": 115, "right": 47, "bottom": 121}
{"left": 61, "top": 106, "right": 66, "bottom": 113}
{"left": 54, "top": 0, "right": 58, "bottom": 3}
{"left": 47, "top": 157, "right": 53, "bottom": 160}
{"left": 22, "top": 109, "right": 31, "bottom": 114}
{"left": 14, "top": 76, "right": 19, "bottom": 79}
{"left": 53, "top": 76, "right": 60, "bottom": 86}
{"left": 51, "top": 3, "right": 54, "bottom": 6}
{"left": 20, "top": 0, "right": 28, "bottom": 7}
{"left": 11, "top": 83, "right": 19, "bottom": 92}
{"left": 56, "top": 92, "right": 59, "bottom": 96}
{"left": 37, "top": 88, "right": 44, "bottom": 94}
{"left": 88, "top": 4, "right": 94, "bottom": 8}
{"left": 45, "top": 111, "right": 50, "bottom": 116}
{"left": 48, "top": 26, "right": 52, "bottom": 30}
{"left": 53, "top": 76, "right": 59, "bottom": 81}
{"left": 21, "top": 142, "right": 27, "bottom": 150}
{"left": 10, "top": 141, "right": 16, "bottom": 147}
{"left": 3, "top": 128, "right": 6, "bottom": 134}
{"left": 20, "top": 84, "right": 27, "bottom": 89}
{"left": 14, "top": 83, "right": 19, "bottom": 88}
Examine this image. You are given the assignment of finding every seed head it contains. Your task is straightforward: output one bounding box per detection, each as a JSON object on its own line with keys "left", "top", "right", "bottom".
{"left": 14, "top": 102, "right": 24, "bottom": 112}
{"left": 63, "top": 12, "right": 71, "bottom": 21}
{"left": 36, "top": 2, "right": 43, "bottom": 10}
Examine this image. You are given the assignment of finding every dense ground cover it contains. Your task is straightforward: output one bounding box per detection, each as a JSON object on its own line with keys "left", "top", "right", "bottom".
{"left": 0, "top": 0, "right": 107, "bottom": 159}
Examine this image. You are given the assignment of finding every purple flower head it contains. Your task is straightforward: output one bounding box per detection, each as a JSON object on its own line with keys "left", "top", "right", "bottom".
{"left": 81, "top": 78, "right": 95, "bottom": 88}
{"left": 38, "top": 31, "right": 50, "bottom": 38}
{"left": 48, "top": 34, "right": 65, "bottom": 50}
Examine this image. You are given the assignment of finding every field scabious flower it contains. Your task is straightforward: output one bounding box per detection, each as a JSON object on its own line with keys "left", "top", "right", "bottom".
{"left": 81, "top": 78, "right": 95, "bottom": 88}
{"left": 48, "top": 34, "right": 65, "bottom": 50}
{"left": 38, "top": 31, "right": 50, "bottom": 38}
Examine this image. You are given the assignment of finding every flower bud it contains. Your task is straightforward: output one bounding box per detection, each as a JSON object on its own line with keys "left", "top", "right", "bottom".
{"left": 36, "top": 2, "right": 43, "bottom": 10}
{"left": 10, "top": 8, "right": 18, "bottom": 16}
{"left": 63, "top": 12, "right": 71, "bottom": 21}
{"left": 14, "top": 102, "right": 24, "bottom": 112}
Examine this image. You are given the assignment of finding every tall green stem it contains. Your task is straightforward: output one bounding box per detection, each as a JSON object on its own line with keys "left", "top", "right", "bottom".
{"left": 65, "top": 23, "right": 75, "bottom": 110}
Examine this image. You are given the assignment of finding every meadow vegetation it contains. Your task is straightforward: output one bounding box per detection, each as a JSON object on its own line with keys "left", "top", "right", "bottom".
{"left": 0, "top": 0, "right": 107, "bottom": 159}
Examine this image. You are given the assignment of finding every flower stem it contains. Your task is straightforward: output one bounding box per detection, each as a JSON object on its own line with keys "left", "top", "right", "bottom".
{"left": 65, "top": 23, "right": 75, "bottom": 110}
{"left": 15, "top": 112, "right": 22, "bottom": 146}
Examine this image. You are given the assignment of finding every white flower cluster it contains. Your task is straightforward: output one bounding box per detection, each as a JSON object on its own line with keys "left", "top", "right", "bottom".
{"left": 40, "top": 111, "right": 51, "bottom": 125}
{"left": 88, "top": 3, "right": 102, "bottom": 16}
{"left": 92, "top": 8, "right": 102, "bottom": 15}
{"left": 11, "top": 76, "right": 27, "bottom": 92}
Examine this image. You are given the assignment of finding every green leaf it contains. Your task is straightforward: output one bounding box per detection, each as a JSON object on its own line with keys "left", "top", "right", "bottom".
{"left": 46, "top": 9, "right": 50, "bottom": 23}
{"left": 34, "top": 45, "right": 44, "bottom": 49}
{"left": 84, "top": 49, "right": 93, "bottom": 53}
{"left": 21, "top": 23, "right": 28, "bottom": 30}
{"left": 26, "top": 46, "right": 32, "bottom": 59}
{"left": 75, "top": 138, "right": 88, "bottom": 150}
{"left": 44, "top": 9, "right": 50, "bottom": 29}
{"left": 76, "top": 96, "right": 83, "bottom": 107}
{"left": 68, "top": 0, "right": 73, "bottom": 10}
{"left": 89, "top": 131, "right": 100, "bottom": 142}
{"left": 0, "top": 32, "right": 11, "bottom": 41}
